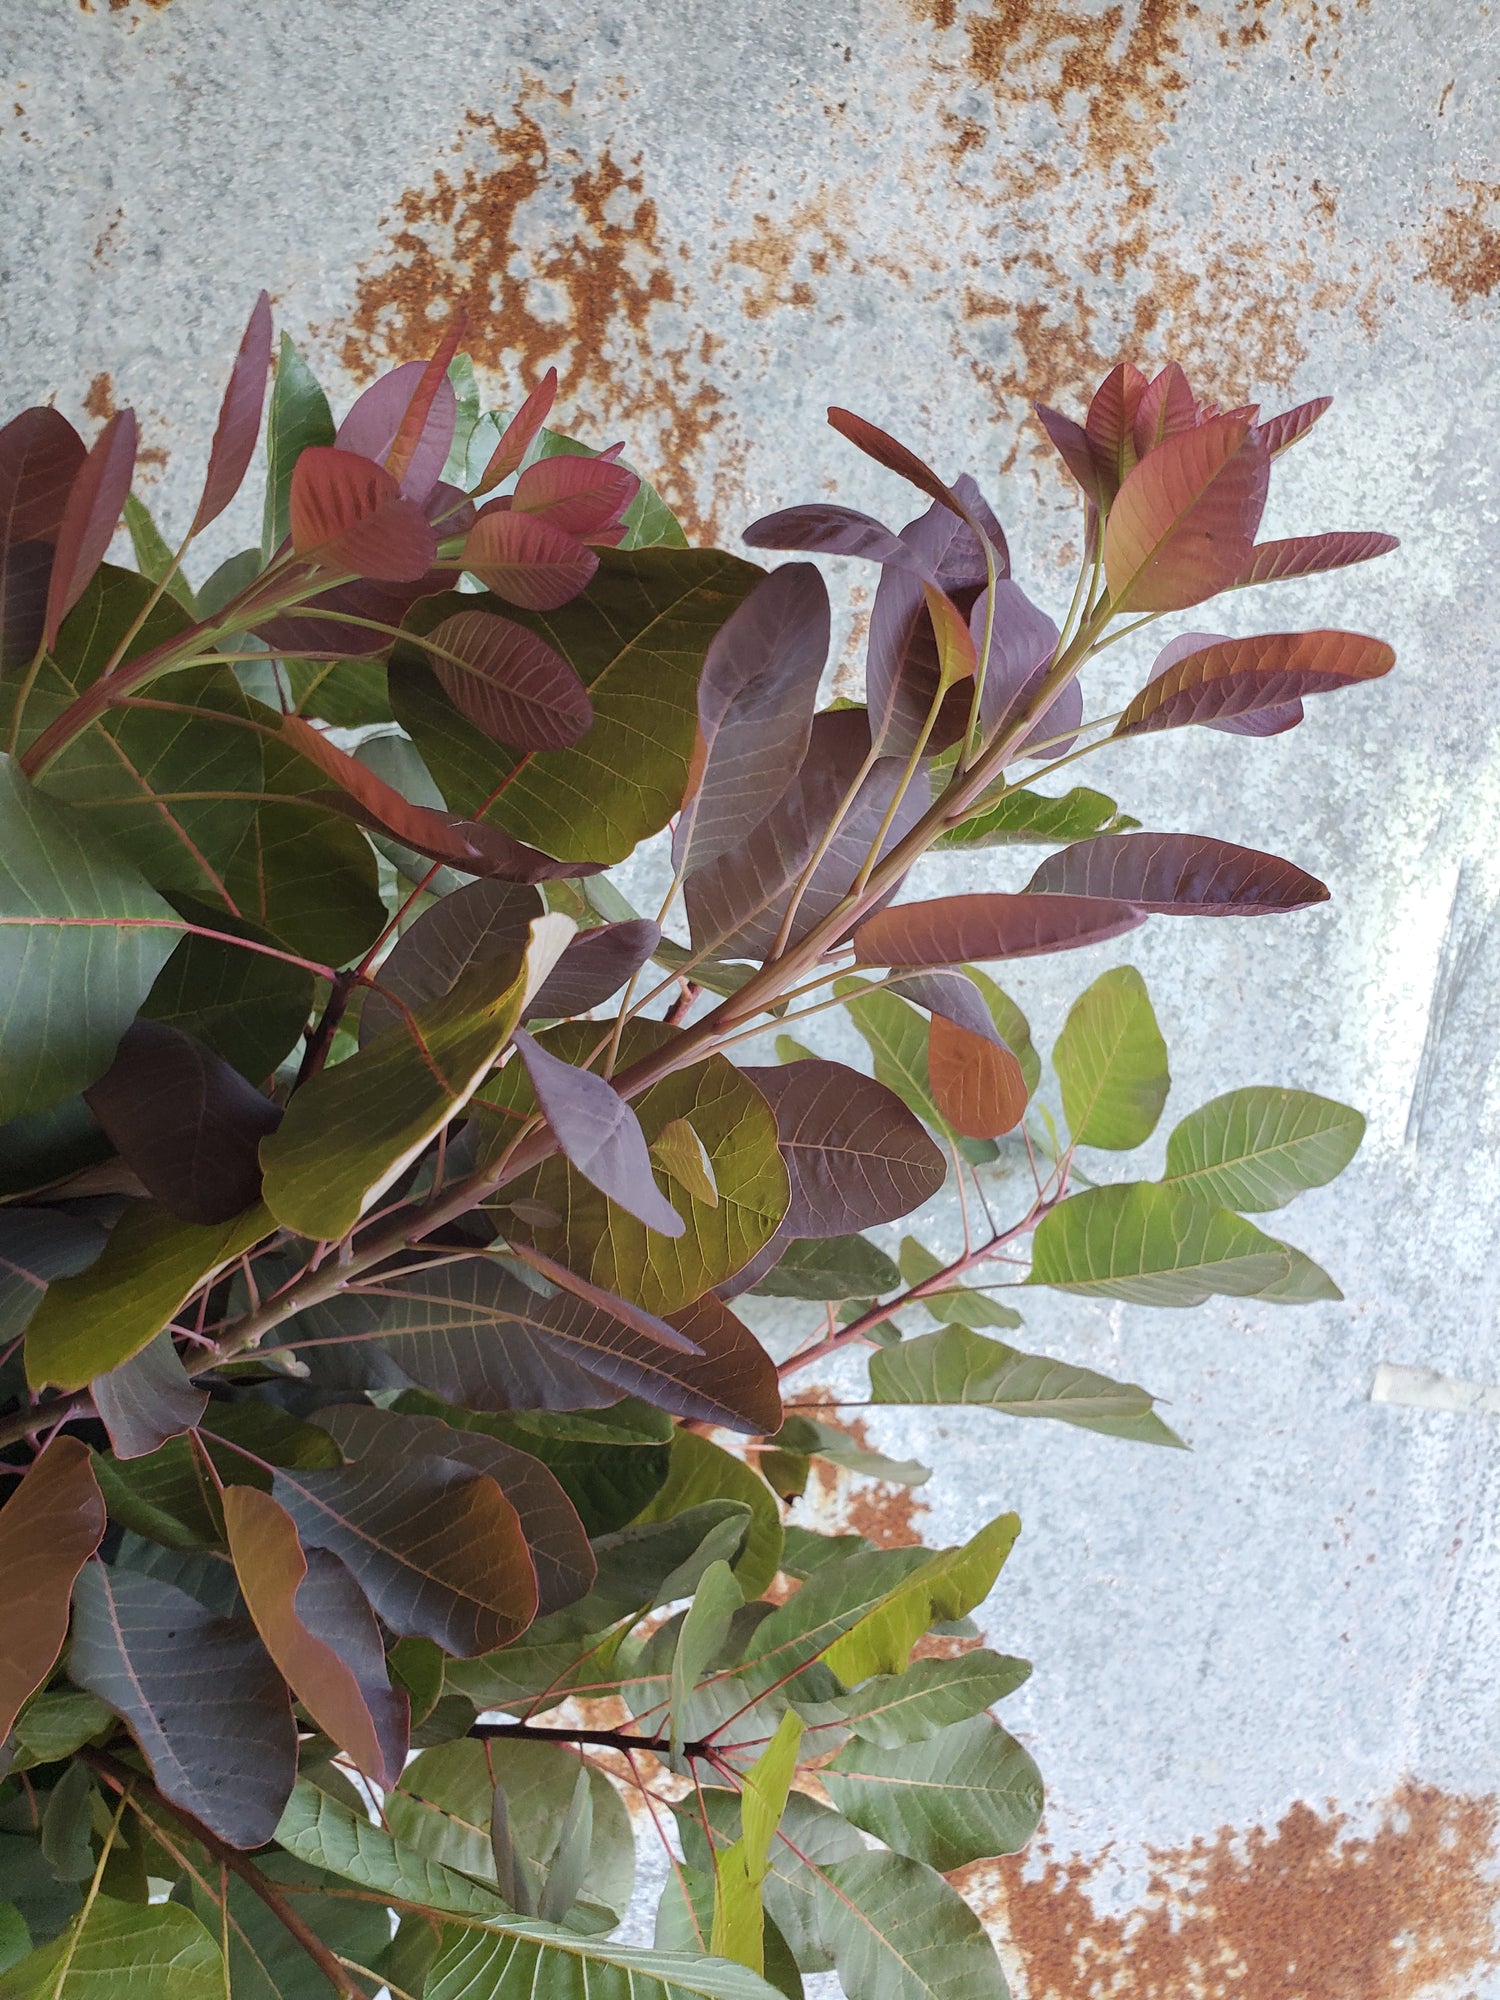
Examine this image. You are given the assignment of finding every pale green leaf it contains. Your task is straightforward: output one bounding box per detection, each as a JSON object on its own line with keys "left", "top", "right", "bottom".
{"left": 123, "top": 495, "right": 197, "bottom": 613}
{"left": 712, "top": 1711, "right": 804, "bottom": 1974}
{"left": 825, "top": 1713, "right": 1043, "bottom": 1869}
{"left": 672, "top": 1562, "right": 744, "bottom": 1765}
{"left": 633, "top": 1431, "right": 784, "bottom": 1600}
{"left": 752, "top": 1235, "right": 900, "bottom": 1302}
{"left": 426, "top": 1923, "right": 787, "bottom": 2000}
{"left": 1162, "top": 1086, "right": 1365, "bottom": 1210}
{"left": 1052, "top": 966, "right": 1169, "bottom": 1150}
{"left": 263, "top": 335, "right": 335, "bottom": 556}
{"left": 0, "top": 1896, "right": 223, "bottom": 1999}
{"left": 1251, "top": 1239, "right": 1343, "bottom": 1302}
{"left": 896, "top": 1238, "right": 1024, "bottom": 1330}
{"left": 936, "top": 784, "right": 1136, "bottom": 850}
{"left": 837, "top": 1649, "right": 1032, "bottom": 1747}
{"left": 1028, "top": 1181, "right": 1293, "bottom": 1305}
{"left": 274, "top": 1777, "right": 512, "bottom": 1917}
{"left": 652, "top": 1117, "right": 720, "bottom": 1208}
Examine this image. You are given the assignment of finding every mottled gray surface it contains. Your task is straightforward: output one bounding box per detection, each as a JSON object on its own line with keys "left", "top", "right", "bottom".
{"left": 4, "top": 0, "right": 1500, "bottom": 1986}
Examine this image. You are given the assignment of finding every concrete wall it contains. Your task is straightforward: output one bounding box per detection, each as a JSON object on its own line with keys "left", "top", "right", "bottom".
{"left": 4, "top": 0, "right": 1499, "bottom": 1990}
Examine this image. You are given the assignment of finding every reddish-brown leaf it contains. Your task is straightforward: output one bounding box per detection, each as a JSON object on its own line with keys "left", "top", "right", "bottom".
{"left": 1033, "top": 402, "right": 1107, "bottom": 508}
{"left": 928, "top": 1013, "right": 1029, "bottom": 1138}
{"left": 1132, "top": 364, "right": 1198, "bottom": 459}
{"left": 1234, "top": 531, "right": 1400, "bottom": 587}
{"left": 1025, "top": 831, "right": 1329, "bottom": 915}
{"left": 0, "top": 406, "right": 86, "bottom": 550}
{"left": 419, "top": 608, "right": 592, "bottom": 750}
{"left": 853, "top": 892, "right": 1145, "bottom": 966}
{"left": 826, "top": 407, "right": 969, "bottom": 521}
{"left": 1104, "top": 415, "right": 1268, "bottom": 612}
{"left": 43, "top": 409, "right": 139, "bottom": 649}
{"left": 1084, "top": 362, "right": 1148, "bottom": 498}
{"left": 1115, "top": 628, "right": 1395, "bottom": 736}
{"left": 510, "top": 454, "right": 639, "bottom": 541}
{"left": 0, "top": 542, "right": 52, "bottom": 675}
{"left": 224, "top": 1485, "right": 408, "bottom": 1786}
{"left": 288, "top": 445, "right": 437, "bottom": 582}
{"left": 1255, "top": 396, "right": 1332, "bottom": 457}
{"left": 0, "top": 1437, "right": 106, "bottom": 1740}
{"left": 384, "top": 312, "right": 468, "bottom": 492}
{"left": 336, "top": 361, "right": 458, "bottom": 506}
{"left": 475, "top": 369, "right": 558, "bottom": 494}
{"left": 463, "top": 505, "right": 599, "bottom": 610}
{"left": 1142, "top": 629, "right": 1302, "bottom": 738}
{"left": 193, "top": 290, "right": 273, "bottom": 533}
{"left": 739, "top": 1058, "right": 946, "bottom": 1235}
{"left": 742, "top": 503, "right": 923, "bottom": 569}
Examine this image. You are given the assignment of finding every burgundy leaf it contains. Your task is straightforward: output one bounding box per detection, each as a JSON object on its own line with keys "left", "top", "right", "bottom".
{"left": 68, "top": 1559, "right": 298, "bottom": 1849}
{"left": 425, "top": 479, "right": 478, "bottom": 537}
{"left": 827, "top": 407, "right": 971, "bottom": 521}
{"left": 0, "top": 406, "right": 86, "bottom": 549}
{"left": 463, "top": 505, "right": 599, "bottom": 610}
{"left": 0, "top": 540, "right": 52, "bottom": 674}
{"left": 853, "top": 891, "right": 1146, "bottom": 966}
{"left": 742, "top": 503, "right": 924, "bottom": 570}
{"left": 1254, "top": 396, "right": 1332, "bottom": 457}
{"left": 1103, "top": 415, "right": 1269, "bottom": 612}
{"left": 511, "top": 1029, "right": 686, "bottom": 1237}
{"left": 1144, "top": 629, "right": 1301, "bottom": 738}
{"left": 1132, "top": 363, "right": 1198, "bottom": 459}
{"left": 293, "top": 1549, "right": 409, "bottom": 1782}
{"left": 1234, "top": 530, "right": 1400, "bottom": 587}
{"left": 192, "top": 290, "right": 273, "bottom": 533}
{"left": 254, "top": 572, "right": 445, "bottom": 659}
{"left": 1033, "top": 402, "right": 1107, "bottom": 509}
{"left": 901, "top": 476, "right": 1009, "bottom": 595}
{"left": 288, "top": 446, "right": 437, "bottom": 582}
{"left": 527, "top": 918, "right": 661, "bottom": 1018}
{"left": 91, "top": 1332, "right": 209, "bottom": 1458}
{"left": 865, "top": 562, "right": 963, "bottom": 760}
{"left": 335, "top": 359, "right": 458, "bottom": 505}
{"left": 83, "top": 1019, "right": 280, "bottom": 1224}
{"left": 384, "top": 314, "right": 468, "bottom": 494}
{"left": 1084, "top": 362, "right": 1148, "bottom": 498}
{"left": 0, "top": 1439, "right": 106, "bottom": 1744}
{"left": 43, "top": 409, "right": 138, "bottom": 649}
{"left": 418, "top": 608, "right": 593, "bottom": 749}
{"left": 970, "top": 579, "right": 1079, "bottom": 753}
{"left": 674, "top": 561, "right": 831, "bottom": 875}
{"left": 278, "top": 714, "right": 593, "bottom": 882}
{"left": 359, "top": 878, "right": 542, "bottom": 1048}
{"left": 739, "top": 1059, "right": 945, "bottom": 1235}
{"left": 511, "top": 454, "right": 640, "bottom": 540}
{"left": 476, "top": 369, "right": 558, "bottom": 494}
{"left": 886, "top": 968, "right": 1006, "bottom": 1044}
{"left": 928, "top": 1014, "right": 1028, "bottom": 1138}
{"left": 318, "top": 1403, "right": 594, "bottom": 1618}
{"left": 1026, "top": 831, "right": 1329, "bottom": 915}
{"left": 685, "top": 709, "right": 930, "bottom": 959}
{"left": 1116, "top": 629, "right": 1395, "bottom": 737}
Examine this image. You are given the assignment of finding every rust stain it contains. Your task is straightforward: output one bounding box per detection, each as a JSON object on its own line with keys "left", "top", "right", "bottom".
{"left": 339, "top": 89, "right": 738, "bottom": 541}
{"left": 723, "top": 202, "right": 857, "bottom": 320}
{"left": 1421, "top": 178, "right": 1500, "bottom": 307}
{"left": 806, "top": 1406, "right": 926, "bottom": 1548}
{"left": 82, "top": 371, "right": 115, "bottom": 423}
{"left": 957, "top": 1781, "right": 1499, "bottom": 2000}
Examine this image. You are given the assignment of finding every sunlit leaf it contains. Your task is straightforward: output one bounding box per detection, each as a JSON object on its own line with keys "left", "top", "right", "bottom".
{"left": 837, "top": 1649, "right": 1031, "bottom": 1748}
{"left": 288, "top": 445, "right": 436, "bottom": 581}
{"left": 826, "top": 1713, "right": 1042, "bottom": 1869}
{"left": 853, "top": 890, "right": 1144, "bottom": 967}
{"left": 1052, "top": 965, "right": 1169, "bottom": 1149}
{"left": 1162, "top": 1086, "right": 1365, "bottom": 1210}
{"left": 1029, "top": 1181, "right": 1294, "bottom": 1305}
{"left": 1026, "top": 831, "right": 1328, "bottom": 916}
{"left": 1103, "top": 414, "right": 1267, "bottom": 612}
{"left": 0, "top": 1898, "right": 224, "bottom": 2000}
{"left": 1234, "top": 529, "right": 1399, "bottom": 587}
{"left": 633, "top": 1430, "right": 784, "bottom": 1599}
{"left": 1115, "top": 628, "right": 1395, "bottom": 736}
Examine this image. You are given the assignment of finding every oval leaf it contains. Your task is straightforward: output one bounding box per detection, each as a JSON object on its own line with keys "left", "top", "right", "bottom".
{"left": 1025, "top": 830, "right": 1328, "bottom": 915}
{"left": 288, "top": 445, "right": 436, "bottom": 582}
{"left": 512, "top": 1028, "right": 686, "bottom": 1237}
{"left": 511, "top": 453, "right": 639, "bottom": 540}
{"left": 1162, "top": 1085, "right": 1366, "bottom": 1210}
{"left": 1103, "top": 414, "right": 1267, "bottom": 612}
{"left": 825, "top": 1713, "right": 1043, "bottom": 1870}
{"left": 739, "top": 1059, "right": 945, "bottom": 1235}
{"left": 1116, "top": 628, "right": 1395, "bottom": 736}
{"left": 463, "top": 507, "right": 599, "bottom": 610}
{"left": 91, "top": 1330, "right": 209, "bottom": 1458}
{"left": 336, "top": 358, "right": 458, "bottom": 505}
{"left": 1029, "top": 1181, "right": 1293, "bottom": 1305}
{"left": 1052, "top": 964, "right": 1170, "bottom": 1149}
{"left": 420, "top": 609, "right": 594, "bottom": 750}
{"left": 359, "top": 877, "right": 542, "bottom": 1048}
{"left": 854, "top": 891, "right": 1145, "bottom": 966}
{"left": 927, "top": 1014, "right": 1028, "bottom": 1138}
{"left": 0, "top": 1438, "right": 106, "bottom": 1741}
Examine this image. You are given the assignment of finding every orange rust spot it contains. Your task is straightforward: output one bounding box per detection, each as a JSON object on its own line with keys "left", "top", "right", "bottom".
{"left": 82, "top": 371, "right": 116, "bottom": 424}
{"left": 1421, "top": 178, "right": 1500, "bottom": 307}
{"left": 959, "top": 1781, "right": 1499, "bottom": 2000}
{"left": 803, "top": 1404, "right": 925, "bottom": 1549}
{"left": 339, "top": 93, "right": 735, "bottom": 541}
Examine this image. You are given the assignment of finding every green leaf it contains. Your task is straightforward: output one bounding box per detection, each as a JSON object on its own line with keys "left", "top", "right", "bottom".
{"left": 24, "top": 1201, "right": 270, "bottom": 1390}
{"left": 1162, "top": 1086, "right": 1365, "bottom": 1210}
{"left": 752, "top": 1235, "right": 901, "bottom": 1301}
{"left": 618, "top": 473, "right": 691, "bottom": 550}
{"left": 671, "top": 1561, "right": 743, "bottom": 1765}
{"left": 235, "top": 653, "right": 392, "bottom": 729}
{"left": 712, "top": 1710, "right": 804, "bottom": 1974}
{"left": 260, "top": 924, "right": 549, "bottom": 1241}
{"left": 0, "top": 1898, "right": 223, "bottom": 1999}
{"left": 1029, "top": 1181, "right": 1294, "bottom": 1305}
{"left": 1052, "top": 966, "right": 1169, "bottom": 1150}
{"left": 140, "top": 904, "right": 313, "bottom": 1083}
{"left": 186, "top": 1852, "right": 392, "bottom": 2000}
{"left": 651, "top": 1117, "right": 720, "bottom": 1207}
{"left": 9, "top": 1693, "right": 114, "bottom": 1770}
{"left": 896, "top": 1239, "right": 1023, "bottom": 1330}
{"left": 870, "top": 1323, "right": 1185, "bottom": 1446}
{"left": 389, "top": 1739, "right": 634, "bottom": 1933}
{"left": 426, "top": 1925, "right": 788, "bottom": 2000}
{"left": 391, "top": 548, "right": 763, "bottom": 864}
{"left": 263, "top": 335, "right": 335, "bottom": 557}
{"left": 937, "top": 783, "right": 1136, "bottom": 849}
{"left": 773, "top": 1416, "right": 929, "bottom": 1486}
{"left": 496, "top": 1021, "right": 788, "bottom": 1315}
{"left": 39, "top": 1762, "right": 95, "bottom": 1881}
{"left": 1252, "top": 1239, "right": 1343, "bottom": 1302}
{"left": 0, "top": 756, "right": 179, "bottom": 1122}
{"left": 0, "top": 1907, "right": 26, "bottom": 1979}
{"left": 837, "top": 1649, "right": 1031, "bottom": 1747}
{"left": 825, "top": 1713, "right": 1043, "bottom": 1869}
{"left": 633, "top": 1431, "right": 784, "bottom": 1600}
{"left": 274, "top": 1777, "right": 512, "bottom": 1917}
{"left": 123, "top": 495, "right": 196, "bottom": 614}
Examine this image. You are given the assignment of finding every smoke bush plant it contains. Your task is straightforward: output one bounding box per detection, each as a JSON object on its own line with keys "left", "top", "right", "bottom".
{"left": 0, "top": 298, "right": 1394, "bottom": 1999}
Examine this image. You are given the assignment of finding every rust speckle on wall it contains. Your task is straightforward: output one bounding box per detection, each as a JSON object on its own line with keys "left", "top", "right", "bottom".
{"left": 1421, "top": 179, "right": 1500, "bottom": 307}
{"left": 340, "top": 91, "right": 737, "bottom": 540}
{"left": 82, "top": 370, "right": 115, "bottom": 423}
{"left": 957, "top": 1781, "right": 1500, "bottom": 1999}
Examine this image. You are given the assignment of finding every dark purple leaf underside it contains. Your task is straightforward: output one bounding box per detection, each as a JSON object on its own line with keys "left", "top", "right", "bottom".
{"left": 741, "top": 504, "right": 921, "bottom": 569}
{"left": 43, "top": 409, "right": 138, "bottom": 649}
{"left": 971, "top": 580, "right": 1078, "bottom": 752}
{"left": 739, "top": 1059, "right": 946, "bottom": 1236}
{"left": 885, "top": 968, "right": 1005, "bottom": 1044}
{"left": 1235, "top": 531, "right": 1399, "bottom": 587}
{"left": 511, "top": 1029, "right": 686, "bottom": 1237}
{"left": 526, "top": 918, "right": 661, "bottom": 1019}
{"left": 336, "top": 358, "right": 458, "bottom": 506}
{"left": 1025, "top": 830, "right": 1329, "bottom": 914}
{"left": 1144, "top": 629, "right": 1301, "bottom": 738}
{"left": 91, "top": 1331, "right": 209, "bottom": 1458}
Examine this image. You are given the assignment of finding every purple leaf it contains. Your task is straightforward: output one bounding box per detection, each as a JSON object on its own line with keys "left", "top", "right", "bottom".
{"left": 511, "top": 1028, "right": 686, "bottom": 1236}
{"left": 1145, "top": 629, "right": 1301, "bottom": 738}
{"left": 83, "top": 1019, "right": 281, "bottom": 1225}
{"left": 865, "top": 564, "right": 972, "bottom": 760}
{"left": 826, "top": 407, "right": 971, "bottom": 521}
{"left": 0, "top": 541, "right": 52, "bottom": 674}
{"left": 970, "top": 579, "right": 1078, "bottom": 753}
{"left": 43, "top": 409, "right": 138, "bottom": 649}
{"left": 1116, "top": 629, "right": 1395, "bottom": 737}
{"left": 1033, "top": 402, "right": 1107, "bottom": 508}
{"left": 885, "top": 968, "right": 1006, "bottom": 1044}
{"left": 1085, "top": 362, "right": 1148, "bottom": 498}
{"left": 359, "top": 878, "right": 543, "bottom": 1048}
{"left": 742, "top": 503, "right": 924, "bottom": 569}
{"left": 674, "top": 561, "right": 831, "bottom": 875}
{"left": 740, "top": 1059, "right": 946, "bottom": 1235}
{"left": 853, "top": 891, "right": 1146, "bottom": 966}
{"left": 335, "top": 358, "right": 457, "bottom": 504}
{"left": 193, "top": 291, "right": 273, "bottom": 533}
{"left": 419, "top": 608, "right": 593, "bottom": 749}
{"left": 0, "top": 406, "right": 86, "bottom": 550}
{"left": 290, "top": 1544, "right": 411, "bottom": 1787}
{"left": 254, "top": 572, "right": 446, "bottom": 659}
{"left": 1234, "top": 530, "right": 1400, "bottom": 587}
{"left": 90, "top": 1332, "right": 209, "bottom": 1459}
{"left": 527, "top": 918, "right": 661, "bottom": 1018}
{"left": 900, "top": 475, "right": 1010, "bottom": 595}
{"left": 1025, "top": 830, "right": 1329, "bottom": 915}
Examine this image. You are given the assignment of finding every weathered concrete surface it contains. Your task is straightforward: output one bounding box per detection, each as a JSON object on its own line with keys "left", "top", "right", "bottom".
{"left": 4, "top": 0, "right": 1500, "bottom": 1990}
